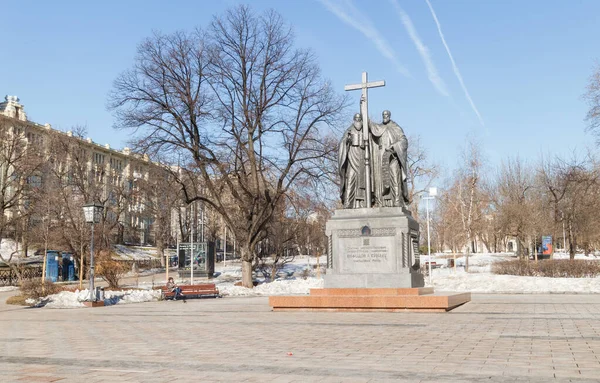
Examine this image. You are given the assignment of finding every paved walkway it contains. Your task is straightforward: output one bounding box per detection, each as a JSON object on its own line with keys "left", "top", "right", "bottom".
{"left": 1, "top": 292, "right": 600, "bottom": 382}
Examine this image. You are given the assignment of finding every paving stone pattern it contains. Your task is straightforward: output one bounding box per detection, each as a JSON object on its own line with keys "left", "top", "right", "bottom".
{"left": 1, "top": 292, "right": 600, "bottom": 382}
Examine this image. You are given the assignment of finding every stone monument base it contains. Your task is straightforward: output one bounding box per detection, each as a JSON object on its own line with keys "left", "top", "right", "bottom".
{"left": 269, "top": 288, "right": 470, "bottom": 312}
{"left": 325, "top": 207, "right": 423, "bottom": 289}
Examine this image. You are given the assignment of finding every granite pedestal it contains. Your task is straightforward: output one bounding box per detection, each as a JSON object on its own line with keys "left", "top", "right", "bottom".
{"left": 269, "top": 288, "right": 470, "bottom": 312}
{"left": 269, "top": 207, "right": 470, "bottom": 312}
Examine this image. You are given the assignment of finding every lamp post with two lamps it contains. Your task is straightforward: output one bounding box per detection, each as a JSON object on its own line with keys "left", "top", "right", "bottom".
{"left": 424, "top": 187, "right": 437, "bottom": 285}
{"left": 82, "top": 202, "right": 104, "bottom": 302}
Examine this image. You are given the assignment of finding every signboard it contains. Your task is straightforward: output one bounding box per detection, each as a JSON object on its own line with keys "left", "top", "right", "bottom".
{"left": 178, "top": 242, "right": 207, "bottom": 270}
{"left": 542, "top": 236, "right": 553, "bottom": 256}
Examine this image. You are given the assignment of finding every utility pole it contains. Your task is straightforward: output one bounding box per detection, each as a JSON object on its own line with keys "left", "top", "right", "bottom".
{"left": 190, "top": 202, "right": 195, "bottom": 285}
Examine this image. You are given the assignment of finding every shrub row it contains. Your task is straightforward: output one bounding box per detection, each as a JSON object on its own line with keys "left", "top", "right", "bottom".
{"left": 20, "top": 280, "right": 64, "bottom": 299}
{"left": 492, "top": 259, "right": 600, "bottom": 278}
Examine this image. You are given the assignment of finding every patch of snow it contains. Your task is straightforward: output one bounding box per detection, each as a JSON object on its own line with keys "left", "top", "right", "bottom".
{"left": 217, "top": 277, "right": 324, "bottom": 297}
{"left": 0, "top": 286, "right": 19, "bottom": 292}
{"left": 35, "top": 288, "right": 162, "bottom": 309}
{"left": 0, "top": 238, "right": 39, "bottom": 263}
{"left": 44, "top": 291, "right": 87, "bottom": 308}
{"left": 432, "top": 272, "right": 600, "bottom": 294}
{"left": 113, "top": 244, "right": 166, "bottom": 260}
{"left": 104, "top": 289, "right": 162, "bottom": 305}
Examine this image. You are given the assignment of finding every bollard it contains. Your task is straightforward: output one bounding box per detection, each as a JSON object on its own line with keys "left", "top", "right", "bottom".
{"left": 95, "top": 286, "right": 105, "bottom": 302}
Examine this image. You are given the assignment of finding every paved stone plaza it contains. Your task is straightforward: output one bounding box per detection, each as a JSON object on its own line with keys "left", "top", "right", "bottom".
{"left": 1, "top": 292, "right": 600, "bottom": 382}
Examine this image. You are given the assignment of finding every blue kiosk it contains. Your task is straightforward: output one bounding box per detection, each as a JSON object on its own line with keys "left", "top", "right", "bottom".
{"left": 45, "top": 251, "right": 61, "bottom": 282}
{"left": 45, "top": 251, "right": 76, "bottom": 282}
{"left": 62, "top": 253, "right": 76, "bottom": 281}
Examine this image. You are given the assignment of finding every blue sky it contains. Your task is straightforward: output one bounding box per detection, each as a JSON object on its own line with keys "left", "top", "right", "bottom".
{"left": 2, "top": 0, "right": 599, "bottom": 175}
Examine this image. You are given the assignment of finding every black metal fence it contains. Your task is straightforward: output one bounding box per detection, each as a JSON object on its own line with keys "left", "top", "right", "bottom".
{"left": 0, "top": 265, "right": 43, "bottom": 287}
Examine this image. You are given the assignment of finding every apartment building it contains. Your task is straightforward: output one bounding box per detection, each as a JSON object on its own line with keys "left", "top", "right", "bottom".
{"left": 0, "top": 95, "right": 158, "bottom": 245}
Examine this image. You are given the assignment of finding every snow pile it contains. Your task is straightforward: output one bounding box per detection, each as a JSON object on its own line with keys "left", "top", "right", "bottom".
{"left": 433, "top": 272, "right": 600, "bottom": 294}
{"left": 104, "top": 289, "right": 162, "bottom": 304}
{"left": 554, "top": 252, "right": 600, "bottom": 260}
{"left": 217, "top": 277, "right": 323, "bottom": 297}
{"left": 31, "top": 288, "right": 162, "bottom": 309}
{"left": 218, "top": 264, "right": 243, "bottom": 278}
{"left": 44, "top": 290, "right": 87, "bottom": 308}
{"left": 0, "top": 286, "right": 19, "bottom": 292}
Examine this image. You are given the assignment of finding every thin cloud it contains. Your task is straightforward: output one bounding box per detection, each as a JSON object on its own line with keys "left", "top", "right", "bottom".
{"left": 319, "top": 0, "right": 410, "bottom": 77}
{"left": 425, "top": 0, "right": 484, "bottom": 127}
{"left": 390, "top": 0, "right": 448, "bottom": 97}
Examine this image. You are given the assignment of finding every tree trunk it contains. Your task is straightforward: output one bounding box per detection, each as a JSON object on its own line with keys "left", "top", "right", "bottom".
{"left": 157, "top": 236, "right": 166, "bottom": 268}
{"left": 241, "top": 246, "right": 254, "bottom": 288}
{"left": 496, "top": 236, "right": 500, "bottom": 253}
{"left": 568, "top": 221, "right": 575, "bottom": 260}
{"left": 158, "top": 247, "right": 165, "bottom": 268}
{"left": 270, "top": 264, "right": 277, "bottom": 282}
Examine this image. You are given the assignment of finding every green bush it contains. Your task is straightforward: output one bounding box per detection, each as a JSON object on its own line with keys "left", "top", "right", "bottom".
{"left": 492, "top": 259, "right": 600, "bottom": 278}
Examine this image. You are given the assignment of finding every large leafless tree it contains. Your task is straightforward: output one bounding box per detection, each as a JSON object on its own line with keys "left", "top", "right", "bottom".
{"left": 109, "top": 6, "right": 345, "bottom": 287}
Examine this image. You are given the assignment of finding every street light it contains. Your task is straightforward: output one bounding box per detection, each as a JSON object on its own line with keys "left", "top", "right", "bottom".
{"left": 83, "top": 202, "right": 104, "bottom": 301}
{"left": 424, "top": 187, "right": 437, "bottom": 286}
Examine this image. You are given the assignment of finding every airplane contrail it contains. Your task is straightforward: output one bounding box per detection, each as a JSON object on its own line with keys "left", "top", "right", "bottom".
{"left": 319, "top": 0, "right": 410, "bottom": 77}
{"left": 424, "top": 0, "right": 484, "bottom": 126}
{"left": 390, "top": 0, "right": 448, "bottom": 97}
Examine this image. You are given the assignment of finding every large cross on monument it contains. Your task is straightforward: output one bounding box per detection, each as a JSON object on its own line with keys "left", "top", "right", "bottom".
{"left": 344, "top": 71, "right": 385, "bottom": 208}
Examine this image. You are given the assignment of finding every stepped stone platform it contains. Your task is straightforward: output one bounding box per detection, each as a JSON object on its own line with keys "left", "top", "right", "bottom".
{"left": 269, "top": 287, "right": 470, "bottom": 312}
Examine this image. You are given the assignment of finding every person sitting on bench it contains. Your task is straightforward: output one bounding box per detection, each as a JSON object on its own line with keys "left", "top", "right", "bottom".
{"left": 166, "top": 277, "right": 182, "bottom": 300}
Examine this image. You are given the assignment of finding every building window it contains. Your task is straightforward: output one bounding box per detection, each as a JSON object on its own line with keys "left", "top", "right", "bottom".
{"left": 94, "top": 153, "right": 105, "bottom": 164}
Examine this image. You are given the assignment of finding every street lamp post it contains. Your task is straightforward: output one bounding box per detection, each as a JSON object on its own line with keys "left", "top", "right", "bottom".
{"left": 83, "top": 202, "right": 104, "bottom": 301}
{"left": 424, "top": 187, "right": 438, "bottom": 286}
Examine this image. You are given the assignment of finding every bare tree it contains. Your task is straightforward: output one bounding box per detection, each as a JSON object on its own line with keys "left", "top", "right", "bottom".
{"left": 109, "top": 6, "right": 345, "bottom": 287}
{"left": 137, "top": 166, "right": 181, "bottom": 265}
{"left": 406, "top": 134, "right": 439, "bottom": 222}
{"left": 448, "top": 138, "right": 485, "bottom": 270}
{"left": 583, "top": 63, "right": 600, "bottom": 144}
{"left": 536, "top": 152, "right": 600, "bottom": 259}
{"left": 0, "top": 116, "right": 45, "bottom": 276}
{"left": 493, "top": 157, "right": 534, "bottom": 259}
{"left": 39, "top": 127, "right": 130, "bottom": 286}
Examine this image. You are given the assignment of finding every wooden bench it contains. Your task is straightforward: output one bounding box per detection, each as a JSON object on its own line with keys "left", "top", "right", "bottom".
{"left": 161, "top": 283, "right": 220, "bottom": 300}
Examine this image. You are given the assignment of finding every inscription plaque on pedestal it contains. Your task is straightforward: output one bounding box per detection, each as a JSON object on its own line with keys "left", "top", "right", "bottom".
{"left": 339, "top": 232, "right": 396, "bottom": 274}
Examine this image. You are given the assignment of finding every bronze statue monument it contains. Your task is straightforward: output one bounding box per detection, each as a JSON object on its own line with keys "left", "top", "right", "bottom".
{"left": 339, "top": 109, "right": 409, "bottom": 209}
{"left": 270, "top": 71, "right": 471, "bottom": 309}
